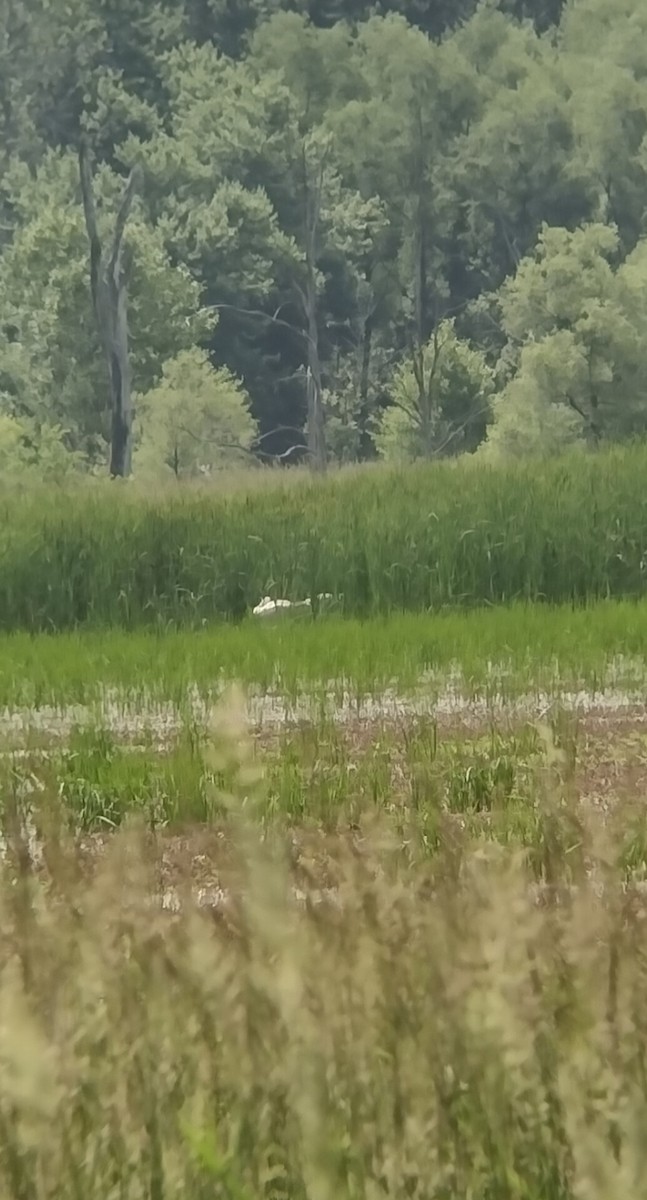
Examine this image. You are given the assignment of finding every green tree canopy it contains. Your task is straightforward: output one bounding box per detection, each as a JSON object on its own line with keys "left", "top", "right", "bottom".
{"left": 135, "top": 347, "right": 258, "bottom": 477}
{"left": 376, "top": 320, "right": 493, "bottom": 461}
{"left": 486, "top": 223, "right": 647, "bottom": 454}
{"left": 0, "top": 150, "right": 213, "bottom": 465}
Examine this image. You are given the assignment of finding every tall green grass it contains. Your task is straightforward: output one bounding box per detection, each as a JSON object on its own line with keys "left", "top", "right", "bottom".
{"left": 4, "top": 443, "right": 647, "bottom": 629}
{"left": 0, "top": 598, "right": 646, "bottom": 708}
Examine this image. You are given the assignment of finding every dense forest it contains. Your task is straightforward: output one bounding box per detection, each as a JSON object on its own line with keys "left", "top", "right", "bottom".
{"left": 1, "top": 0, "right": 646, "bottom": 477}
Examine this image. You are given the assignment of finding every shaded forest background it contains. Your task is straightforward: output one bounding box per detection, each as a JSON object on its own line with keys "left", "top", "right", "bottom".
{"left": 1, "top": 0, "right": 646, "bottom": 478}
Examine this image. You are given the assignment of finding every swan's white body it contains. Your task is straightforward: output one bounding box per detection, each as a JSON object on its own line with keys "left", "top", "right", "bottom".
{"left": 252, "top": 593, "right": 336, "bottom": 618}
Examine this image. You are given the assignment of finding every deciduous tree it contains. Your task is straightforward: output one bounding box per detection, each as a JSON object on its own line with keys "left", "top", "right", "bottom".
{"left": 135, "top": 347, "right": 258, "bottom": 477}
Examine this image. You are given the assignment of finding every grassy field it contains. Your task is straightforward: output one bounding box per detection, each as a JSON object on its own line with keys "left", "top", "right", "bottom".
{"left": 3, "top": 443, "right": 647, "bottom": 629}
{"left": 8, "top": 693, "right": 646, "bottom": 854}
{"left": 1, "top": 597, "right": 647, "bottom": 708}
{"left": 3, "top": 452, "right": 647, "bottom": 1195}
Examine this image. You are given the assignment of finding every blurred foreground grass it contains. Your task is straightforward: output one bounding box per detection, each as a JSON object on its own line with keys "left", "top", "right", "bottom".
{"left": 0, "top": 698, "right": 645, "bottom": 1197}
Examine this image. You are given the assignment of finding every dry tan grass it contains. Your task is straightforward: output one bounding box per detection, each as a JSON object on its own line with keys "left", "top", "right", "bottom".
{"left": 0, "top": 702, "right": 644, "bottom": 1198}
{"left": 0, "top": 818, "right": 644, "bottom": 1199}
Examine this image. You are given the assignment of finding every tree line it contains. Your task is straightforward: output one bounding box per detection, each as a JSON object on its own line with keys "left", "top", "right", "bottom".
{"left": 1, "top": 0, "right": 646, "bottom": 479}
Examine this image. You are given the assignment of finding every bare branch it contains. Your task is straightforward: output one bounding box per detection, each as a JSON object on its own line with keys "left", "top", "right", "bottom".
{"left": 389, "top": 394, "right": 421, "bottom": 421}
{"left": 565, "top": 392, "right": 589, "bottom": 424}
{"left": 212, "top": 299, "right": 320, "bottom": 357}
{"left": 383, "top": 395, "right": 493, "bottom": 458}
{"left": 270, "top": 443, "right": 308, "bottom": 461}
{"left": 431, "top": 398, "right": 493, "bottom": 458}
{"left": 108, "top": 163, "right": 142, "bottom": 283}
{"left": 494, "top": 207, "right": 521, "bottom": 269}
{"left": 211, "top": 302, "right": 309, "bottom": 346}
{"left": 253, "top": 424, "right": 308, "bottom": 444}
{"left": 409, "top": 338, "right": 425, "bottom": 397}
{"left": 176, "top": 424, "right": 308, "bottom": 463}
{"left": 426, "top": 319, "right": 452, "bottom": 399}
{"left": 78, "top": 137, "right": 102, "bottom": 313}
{"left": 293, "top": 279, "right": 308, "bottom": 314}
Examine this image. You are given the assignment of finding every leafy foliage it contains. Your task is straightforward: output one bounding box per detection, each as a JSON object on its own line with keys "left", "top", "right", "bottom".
{"left": 376, "top": 321, "right": 493, "bottom": 461}
{"left": 135, "top": 347, "right": 258, "bottom": 477}
{"left": 486, "top": 223, "right": 647, "bottom": 453}
{"left": 0, "top": 151, "right": 214, "bottom": 465}
{"left": 1, "top": 0, "right": 647, "bottom": 473}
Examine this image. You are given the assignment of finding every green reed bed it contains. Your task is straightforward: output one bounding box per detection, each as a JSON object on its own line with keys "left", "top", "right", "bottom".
{"left": 1, "top": 598, "right": 647, "bottom": 710}
{"left": 3, "top": 443, "right": 647, "bottom": 629}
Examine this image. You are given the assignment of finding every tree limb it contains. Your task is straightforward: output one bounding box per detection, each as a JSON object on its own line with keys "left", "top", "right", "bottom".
{"left": 177, "top": 423, "right": 308, "bottom": 462}
{"left": 565, "top": 392, "right": 589, "bottom": 425}
{"left": 78, "top": 137, "right": 102, "bottom": 314}
{"left": 79, "top": 138, "right": 139, "bottom": 477}
{"left": 211, "top": 302, "right": 309, "bottom": 346}
{"left": 431, "top": 398, "right": 493, "bottom": 457}
{"left": 253, "top": 424, "right": 309, "bottom": 444}
{"left": 107, "top": 163, "right": 142, "bottom": 283}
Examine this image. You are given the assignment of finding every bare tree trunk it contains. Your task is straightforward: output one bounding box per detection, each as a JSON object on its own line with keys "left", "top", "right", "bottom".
{"left": 79, "top": 138, "right": 141, "bottom": 478}
{"left": 304, "top": 266, "right": 326, "bottom": 472}
{"left": 298, "top": 143, "right": 327, "bottom": 474}
{"left": 408, "top": 108, "right": 438, "bottom": 457}
{"left": 413, "top": 201, "right": 429, "bottom": 354}
{"left": 409, "top": 317, "right": 444, "bottom": 458}
{"left": 357, "top": 311, "right": 374, "bottom": 460}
